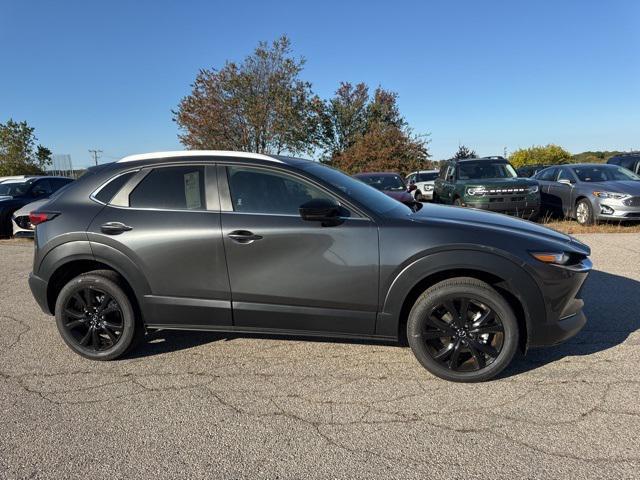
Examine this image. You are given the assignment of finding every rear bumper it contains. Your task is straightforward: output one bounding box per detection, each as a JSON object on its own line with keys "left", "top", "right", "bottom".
{"left": 29, "top": 273, "right": 52, "bottom": 315}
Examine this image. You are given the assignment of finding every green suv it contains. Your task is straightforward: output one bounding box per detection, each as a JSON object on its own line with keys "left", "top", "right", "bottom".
{"left": 433, "top": 156, "right": 540, "bottom": 219}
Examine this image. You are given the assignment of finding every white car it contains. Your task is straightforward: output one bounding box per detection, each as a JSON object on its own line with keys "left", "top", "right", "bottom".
{"left": 12, "top": 199, "right": 48, "bottom": 238}
{"left": 406, "top": 170, "right": 440, "bottom": 201}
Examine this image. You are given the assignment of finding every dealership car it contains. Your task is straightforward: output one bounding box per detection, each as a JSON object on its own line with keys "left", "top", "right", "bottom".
{"left": 12, "top": 199, "right": 48, "bottom": 238}
{"left": 406, "top": 169, "right": 439, "bottom": 201}
{"left": 353, "top": 172, "right": 416, "bottom": 207}
{"left": 0, "top": 176, "right": 74, "bottom": 238}
{"left": 434, "top": 156, "right": 540, "bottom": 219}
{"left": 516, "top": 164, "right": 551, "bottom": 178}
{"left": 534, "top": 163, "right": 640, "bottom": 225}
{"left": 28, "top": 151, "right": 591, "bottom": 382}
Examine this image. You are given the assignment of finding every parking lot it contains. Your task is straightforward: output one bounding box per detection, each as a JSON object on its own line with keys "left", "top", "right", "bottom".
{"left": 0, "top": 234, "right": 639, "bottom": 479}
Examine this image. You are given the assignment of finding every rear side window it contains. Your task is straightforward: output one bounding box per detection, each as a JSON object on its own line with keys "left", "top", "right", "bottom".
{"left": 129, "top": 166, "right": 205, "bottom": 210}
{"left": 94, "top": 171, "right": 136, "bottom": 204}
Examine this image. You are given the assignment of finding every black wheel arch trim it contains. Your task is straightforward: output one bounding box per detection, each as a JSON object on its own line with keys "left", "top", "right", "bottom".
{"left": 376, "top": 246, "right": 545, "bottom": 350}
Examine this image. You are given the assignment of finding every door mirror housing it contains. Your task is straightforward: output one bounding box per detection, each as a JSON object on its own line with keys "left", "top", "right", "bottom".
{"left": 557, "top": 179, "right": 573, "bottom": 186}
{"left": 299, "top": 198, "right": 346, "bottom": 226}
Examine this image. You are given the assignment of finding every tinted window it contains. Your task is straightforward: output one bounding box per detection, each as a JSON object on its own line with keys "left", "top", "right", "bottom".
{"left": 300, "top": 162, "right": 410, "bottom": 215}
{"left": 129, "top": 166, "right": 205, "bottom": 210}
{"left": 95, "top": 172, "right": 136, "bottom": 204}
{"left": 573, "top": 165, "right": 640, "bottom": 182}
{"left": 0, "top": 181, "right": 30, "bottom": 196}
{"left": 355, "top": 174, "right": 406, "bottom": 192}
{"left": 536, "top": 167, "right": 557, "bottom": 181}
{"left": 458, "top": 161, "right": 517, "bottom": 180}
{"left": 31, "top": 179, "right": 52, "bottom": 196}
{"left": 50, "top": 178, "right": 72, "bottom": 191}
{"left": 556, "top": 168, "right": 574, "bottom": 183}
{"left": 228, "top": 166, "right": 333, "bottom": 215}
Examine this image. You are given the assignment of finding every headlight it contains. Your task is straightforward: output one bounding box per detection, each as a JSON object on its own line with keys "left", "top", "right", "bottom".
{"left": 466, "top": 186, "right": 487, "bottom": 196}
{"left": 530, "top": 252, "right": 570, "bottom": 265}
{"left": 527, "top": 185, "right": 539, "bottom": 194}
{"left": 592, "top": 191, "right": 628, "bottom": 200}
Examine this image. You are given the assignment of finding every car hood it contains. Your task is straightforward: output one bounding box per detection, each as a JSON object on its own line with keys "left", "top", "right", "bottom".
{"left": 409, "top": 203, "right": 589, "bottom": 254}
{"left": 13, "top": 198, "right": 48, "bottom": 217}
{"left": 578, "top": 180, "right": 640, "bottom": 195}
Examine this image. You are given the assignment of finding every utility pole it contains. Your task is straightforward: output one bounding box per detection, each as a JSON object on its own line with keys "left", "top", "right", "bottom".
{"left": 88, "top": 149, "right": 103, "bottom": 166}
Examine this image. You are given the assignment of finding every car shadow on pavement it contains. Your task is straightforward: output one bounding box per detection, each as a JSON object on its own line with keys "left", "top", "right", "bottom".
{"left": 502, "top": 269, "right": 640, "bottom": 377}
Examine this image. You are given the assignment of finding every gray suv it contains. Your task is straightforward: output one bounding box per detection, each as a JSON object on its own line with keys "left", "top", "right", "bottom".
{"left": 28, "top": 151, "right": 592, "bottom": 382}
{"left": 534, "top": 164, "right": 640, "bottom": 225}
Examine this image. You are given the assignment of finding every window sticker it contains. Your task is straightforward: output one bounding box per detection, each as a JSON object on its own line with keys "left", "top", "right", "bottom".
{"left": 184, "top": 171, "right": 202, "bottom": 209}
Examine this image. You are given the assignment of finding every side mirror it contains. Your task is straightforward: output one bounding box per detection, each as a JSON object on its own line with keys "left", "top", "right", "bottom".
{"left": 557, "top": 179, "right": 573, "bottom": 186}
{"left": 299, "top": 198, "right": 345, "bottom": 227}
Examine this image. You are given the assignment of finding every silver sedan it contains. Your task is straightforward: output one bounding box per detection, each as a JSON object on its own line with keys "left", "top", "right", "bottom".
{"left": 534, "top": 164, "right": 640, "bottom": 225}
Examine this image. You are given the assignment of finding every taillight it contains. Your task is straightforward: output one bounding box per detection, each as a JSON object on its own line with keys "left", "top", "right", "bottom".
{"left": 29, "top": 211, "right": 59, "bottom": 226}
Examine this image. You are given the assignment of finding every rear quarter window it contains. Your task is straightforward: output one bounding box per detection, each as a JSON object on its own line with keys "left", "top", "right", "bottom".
{"left": 94, "top": 171, "right": 137, "bottom": 204}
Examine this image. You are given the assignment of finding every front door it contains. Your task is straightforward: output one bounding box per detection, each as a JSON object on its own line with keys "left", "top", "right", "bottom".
{"left": 219, "top": 165, "right": 379, "bottom": 335}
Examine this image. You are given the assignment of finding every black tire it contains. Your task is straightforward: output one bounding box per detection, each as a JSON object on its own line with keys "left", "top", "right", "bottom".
{"left": 453, "top": 197, "right": 463, "bottom": 207}
{"left": 414, "top": 190, "right": 423, "bottom": 202}
{"left": 407, "top": 277, "right": 519, "bottom": 382}
{"left": 54, "top": 270, "right": 140, "bottom": 360}
{"left": 432, "top": 191, "right": 440, "bottom": 203}
{"left": 575, "top": 198, "right": 594, "bottom": 226}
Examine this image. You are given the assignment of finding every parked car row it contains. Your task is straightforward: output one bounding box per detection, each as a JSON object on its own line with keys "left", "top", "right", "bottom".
{"left": 353, "top": 154, "right": 640, "bottom": 225}
{"left": 0, "top": 176, "right": 74, "bottom": 238}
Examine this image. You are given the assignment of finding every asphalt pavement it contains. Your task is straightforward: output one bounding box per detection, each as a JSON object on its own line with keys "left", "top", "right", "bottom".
{"left": 1, "top": 234, "right": 639, "bottom": 479}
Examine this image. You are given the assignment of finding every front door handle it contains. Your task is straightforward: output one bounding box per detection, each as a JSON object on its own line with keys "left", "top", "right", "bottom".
{"left": 228, "top": 230, "right": 263, "bottom": 244}
{"left": 101, "top": 222, "right": 133, "bottom": 235}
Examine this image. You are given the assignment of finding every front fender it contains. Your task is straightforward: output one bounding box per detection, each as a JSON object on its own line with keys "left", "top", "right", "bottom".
{"left": 375, "top": 248, "right": 545, "bottom": 346}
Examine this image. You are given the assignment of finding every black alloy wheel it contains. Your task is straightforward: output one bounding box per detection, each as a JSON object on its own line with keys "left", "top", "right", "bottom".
{"left": 55, "top": 271, "right": 139, "bottom": 360}
{"left": 62, "top": 286, "right": 124, "bottom": 351}
{"left": 407, "top": 277, "right": 519, "bottom": 382}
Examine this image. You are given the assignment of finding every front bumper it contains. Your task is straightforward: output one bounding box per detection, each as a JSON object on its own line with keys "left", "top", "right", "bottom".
{"left": 527, "top": 258, "right": 591, "bottom": 348}
{"left": 593, "top": 197, "right": 640, "bottom": 221}
{"left": 465, "top": 198, "right": 540, "bottom": 218}
{"left": 29, "top": 273, "right": 52, "bottom": 315}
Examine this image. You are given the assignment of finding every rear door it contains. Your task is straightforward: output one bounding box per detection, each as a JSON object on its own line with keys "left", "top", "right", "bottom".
{"left": 87, "top": 163, "right": 232, "bottom": 328}
{"left": 218, "top": 164, "right": 379, "bottom": 335}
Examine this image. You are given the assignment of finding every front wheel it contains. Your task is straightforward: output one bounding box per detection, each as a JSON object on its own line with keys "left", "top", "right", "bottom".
{"left": 407, "top": 277, "right": 519, "bottom": 382}
{"left": 414, "top": 190, "right": 423, "bottom": 202}
{"left": 575, "top": 199, "right": 595, "bottom": 225}
{"left": 453, "top": 197, "right": 463, "bottom": 207}
{"left": 54, "top": 271, "right": 140, "bottom": 360}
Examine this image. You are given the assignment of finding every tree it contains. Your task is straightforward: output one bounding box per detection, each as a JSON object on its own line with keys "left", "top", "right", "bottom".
{"left": 320, "top": 84, "right": 430, "bottom": 173}
{"left": 509, "top": 144, "right": 572, "bottom": 168}
{"left": 0, "top": 119, "right": 51, "bottom": 175}
{"left": 453, "top": 145, "right": 477, "bottom": 159}
{"left": 174, "top": 35, "right": 320, "bottom": 156}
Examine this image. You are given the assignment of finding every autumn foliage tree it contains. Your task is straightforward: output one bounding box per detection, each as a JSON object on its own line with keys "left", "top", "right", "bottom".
{"left": 0, "top": 119, "right": 52, "bottom": 175}
{"left": 174, "top": 36, "right": 320, "bottom": 156}
{"left": 320, "top": 84, "right": 430, "bottom": 174}
{"left": 509, "top": 144, "right": 572, "bottom": 168}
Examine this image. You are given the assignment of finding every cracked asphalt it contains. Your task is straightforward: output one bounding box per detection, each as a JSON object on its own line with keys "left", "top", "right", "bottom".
{"left": 1, "top": 233, "right": 639, "bottom": 479}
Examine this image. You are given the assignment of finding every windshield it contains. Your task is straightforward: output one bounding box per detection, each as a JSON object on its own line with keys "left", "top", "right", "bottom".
{"left": 355, "top": 174, "right": 406, "bottom": 191}
{"left": 302, "top": 163, "right": 411, "bottom": 215}
{"left": 573, "top": 165, "right": 640, "bottom": 182}
{"left": 458, "top": 162, "right": 518, "bottom": 180}
{"left": 0, "top": 181, "right": 30, "bottom": 197}
{"left": 416, "top": 172, "right": 438, "bottom": 182}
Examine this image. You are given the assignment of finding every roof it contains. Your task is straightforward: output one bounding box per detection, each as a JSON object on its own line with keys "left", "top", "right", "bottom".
{"left": 117, "top": 150, "right": 283, "bottom": 164}
{"left": 454, "top": 156, "right": 508, "bottom": 163}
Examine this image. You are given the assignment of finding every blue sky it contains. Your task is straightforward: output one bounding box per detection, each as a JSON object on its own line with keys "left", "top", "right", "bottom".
{"left": 1, "top": 0, "right": 638, "bottom": 168}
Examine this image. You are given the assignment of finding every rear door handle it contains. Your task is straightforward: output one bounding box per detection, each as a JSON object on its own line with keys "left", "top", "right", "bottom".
{"left": 228, "top": 230, "right": 263, "bottom": 244}
{"left": 101, "top": 222, "right": 133, "bottom": 235}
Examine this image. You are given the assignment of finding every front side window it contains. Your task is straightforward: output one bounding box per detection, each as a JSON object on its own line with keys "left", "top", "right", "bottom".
{"left": 0, "top": 181, "right": 30, "bottom": 197}
{"left": 31, "top": 179, "right": 52, "bottom": 196}
{"left": 535, "top": 167, "right": 557, "bottom": 181}
{"left": 129, "top": 166, "right": 206, "bottom": 210}
{"left": 556, "top": 168, "right": 575, "bottom": 183}
{"left": 356, "top": 174, "right": 406, "bottom": 192}
{"left": 227, "top": 166, "right": 333, "bottom": 215}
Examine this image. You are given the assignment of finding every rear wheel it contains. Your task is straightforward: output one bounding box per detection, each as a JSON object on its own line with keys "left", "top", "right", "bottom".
{"left": 575, "top": 199, "right": 594, "bottom": 225}
{"left": 54, "top": 271, "right": 140, "bottom": 360}
{"left": 407, "top": 277, "right": 519, "bottom": 382}
{"left": 414, "top": 190, "right": 423, "bottom": 202}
